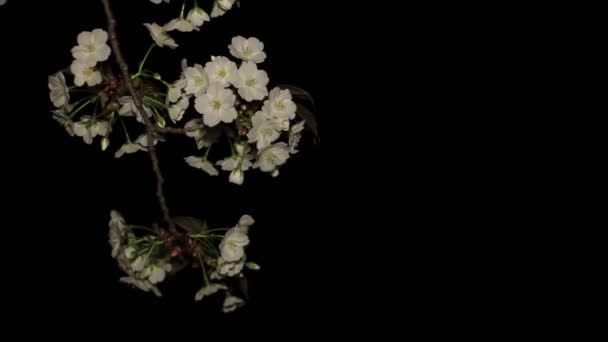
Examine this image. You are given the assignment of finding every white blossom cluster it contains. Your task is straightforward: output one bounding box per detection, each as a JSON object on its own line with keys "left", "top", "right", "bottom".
{"left": 49, "top": 31, "right": 307, "bottom": 184}
{"left": 108, "top": 210, "right": 256, "bottom": 312}
{"left": 176, "top": 36, "right": 306, "bottom": 184}
{"left": 48, "top": 28, "right": 113, "bottom": 145}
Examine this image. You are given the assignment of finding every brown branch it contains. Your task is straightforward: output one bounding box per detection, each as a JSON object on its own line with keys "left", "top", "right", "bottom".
{"left": 102, "top": 0, "right": 176, "bottom": 233}
{"left": 156, "top": 127, "right": 188, "bottom": 135}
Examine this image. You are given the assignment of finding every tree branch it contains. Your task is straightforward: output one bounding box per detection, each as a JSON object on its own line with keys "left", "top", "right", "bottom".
{"left": 102, "top": 0, "right": 176, "bottom": 233}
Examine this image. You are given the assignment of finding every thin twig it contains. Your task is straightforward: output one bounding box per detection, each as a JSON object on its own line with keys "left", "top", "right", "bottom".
{"left": 102, "top": 0, "right": 176, "bottom": 233}
{"left": 156, "top": 127, "right": 188, "bottom": 135}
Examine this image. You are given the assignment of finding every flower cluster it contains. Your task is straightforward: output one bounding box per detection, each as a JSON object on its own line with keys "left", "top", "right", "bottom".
{"left": 109, "top": 210, "right": 257, "bottom": 312}
{"left": 49, "top": 31, "right": 308, "bottom": 184}
{"left": 47, "top": 0, "right": 315, "bottom": 314}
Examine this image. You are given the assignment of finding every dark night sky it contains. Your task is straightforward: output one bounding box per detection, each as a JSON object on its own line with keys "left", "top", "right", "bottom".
{"left": 1, "top": 0, "right": 349, "bottom": 337}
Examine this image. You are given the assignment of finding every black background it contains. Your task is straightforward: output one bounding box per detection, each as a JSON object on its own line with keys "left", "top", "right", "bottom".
{"left": 1, "top": 0, "right": 347, "bottom": 337}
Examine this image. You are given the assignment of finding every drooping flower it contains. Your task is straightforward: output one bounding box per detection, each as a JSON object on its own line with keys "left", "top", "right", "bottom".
{"left": 187, "top": 7, "right": 210, "bottom": 28}
{"left": 73, "top": 116, "right": 108, "bottom": 144}
{"left": 71, "top": 29, "right": 112, "bottom": 67}
{"left": 120, "top": 277, "right": 162, "bottom": 297}
{"left": 108, "top": 210, "right": 128, "bottom": 258}
{"left": 114, "top": 141, "right": 146, "bottom": 158}
{"left": 141, "top": 262, "right": 172, "bottom": 284}
{"left": 205, "top": 56, "right": 237, "bottom": 88}
{"left": 70, "top": 60, "right": 102, "bottom": 87}
{"left": 165, "top": 17, "right": 198, "bottom": 33}
{"left": 194, "top": 283, "right": 227, "bottom": 301}
{"left": 185, "top": 156, "right": 219, "bottom": 176}
{"left": 233, "top": 61, "right": 269, "bottom": 102}
{"left": 194, "top": 84, "right": 238, "bottom": 127}
{"left": 48, "top": 72, "right": 70, "bottom": 108}
{"left": 229, "top": 36, "right": 266, "bottom": 64}
{"left": 253, "top": 142, "right": 290, "bottom": 173}
{"left": 222, "top": 294, "right": 245, "bottom": 313}
{"left": 144, "top": 23, "right": 178, "bottom": 49}
{"left": 168, "top": 96, "right": 190, "bottom": 122}
{"left": 211, "top": 0, "right": 236, "bottom": 18}
{"left": 119, "top": 96, "right": 154, "bottom": 124}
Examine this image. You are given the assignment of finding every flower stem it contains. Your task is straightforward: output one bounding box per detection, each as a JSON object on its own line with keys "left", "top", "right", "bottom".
{"left": 137, "top": 44, "right": 155, "bottom": 76}
{"left": 198, "top": 254, "right": 210, "bottom": 285}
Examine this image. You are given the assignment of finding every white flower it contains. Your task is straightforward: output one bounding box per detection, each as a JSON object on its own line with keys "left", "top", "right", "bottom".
{"left": 217, "top": 143, "right": 253, "bottom": 172}
{"left": 289, "top": 121, "right": 305, "bottom": 154}
{"left": 48, "top": 72, "right": 70, "bottom": 108}
{"left": 185, "top": 156, "right": 219, "bottom": 176}
{"left": 184, "top": 64, "right": 209, "bottom": 96}
{"left": 228, "top": 169, "right": 244, "bottom": 185}
{"left": 185, "top": 118, "right": 204, "bottom": 138}
{"left": 135, "top": 133, "right": 164, "bottom": 147}
{"left": 194, "top": 283, "right": 227, "bottom": 301}
{"left": 263, "top": 87, "right": 297, "bottom": 121}
{"left": 108, "top": 210, "right": 128, "bottom": 258}
{"left": 211, "top": 0, "right": 236, "bottom": 18}
{"left": 165, "top": 17, "right": 198, "bottom": 33}
{"left": 168, "top": 96, "right": 190, "bottom": 122}
{"left": 144, "top": 23, "right": 178, "bottom": 49}
{"left": 141, "top": 263, "right": 172, "bottom": 284}
{"left": 238, "top": 214, "right": 254, "bottom": 229}
{"left": 131, "top": 255, "right": 149, "bottom": 272}
{"left": 194, "top": 84, "right": 237, "bottom": 127}
{"left": 222, "top": 295, "right": 245, "bottom": 313}
{"left": 52, "top": 108, "right": 74, "bottom": 136}
{"left": 114, "top": 141, "right": 145, "bottom": 158}
{"left": 229, "top": 36, "right": 266, "bottom": 64}
{"left": 120, "top": 277, "right": 162, "bottom": 297}
{"left": 247, "top": 110, "right": 283, "bottom": 150}
{"left": 187, "top": 7, "right": 210, "bottom": 27}
{"left": 205, "top": 56, "right": 237, "bottom": 88}
{"left": 71, "top": 29, "right": 111, "bottom": 67}
{"left": 167, "top": 79, "right": 186, "bottom": 103}
{"left": 233, "top": 62, "right": 269, "bottom": 102}
{"left": 219, "top": 222, "right": 250, "bottom": 262}
{"left": 150, "top": 0, "right": 170, "bottom": 4}
{"left": 213, "top": 257, "right": 245, "bottom": 278}
{"left": 119, "top": 96, "right": 153, "bottom": 124}
{"left": 70, "top": 60, "right": 102, "bottom": 87}
{"left": 73, "top": 116, "right": 108, "bottom": 144}
{"left": 254, "top": 142, "right": 290, "bottom": 173}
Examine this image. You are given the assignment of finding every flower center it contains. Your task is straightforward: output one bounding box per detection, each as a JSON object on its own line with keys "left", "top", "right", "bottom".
{"left": 218, "top": 69, "right": 227, "bottom": 78}
{"left": 262, "top": 127, "right": 274, "bottom": 137}
{"left": 195, "top": 77, "right": 205, "bottom": 86}
{"left": 83, "top": 67, "right": 94, "bottom": 77}
{"left": 213, "top": 100, "right": 222, "bottom": 110}
{"left": 243, "top": 47, "right": 252, "bottom": 57}
{"left": 86, "top": 43, "right": 96, "bottom": 52}
{"left": 245, "top": 78, "right": 256, "bottom": 87}
{"left": 275, "top": 101, "right": 285, "bottom": 110}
